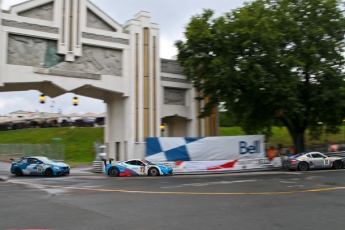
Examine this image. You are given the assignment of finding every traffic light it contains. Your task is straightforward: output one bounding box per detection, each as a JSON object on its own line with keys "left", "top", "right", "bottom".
{"left": 39, "top": 94, "right": 45, "bottom": 104}
{"left": 73, "top": 97, "right": 78, "bottom": 106}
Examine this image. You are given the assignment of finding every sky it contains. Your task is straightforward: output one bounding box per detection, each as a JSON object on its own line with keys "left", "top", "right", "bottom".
{"left": 0, "top": 0, "right": 248, "bottom": 116}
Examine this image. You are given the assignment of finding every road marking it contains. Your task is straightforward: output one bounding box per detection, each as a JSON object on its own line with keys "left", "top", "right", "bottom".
{"left": 161, "top": 180, "right": 256, "bottom": 189}
{"left": 6, "top": 180, "right": 345, "bottom": 195}
{"left": 279, "top": 181, "right": 297, "bottom": 184}
{"left": 287, "top": 185, "right": 304, "bottom": 188}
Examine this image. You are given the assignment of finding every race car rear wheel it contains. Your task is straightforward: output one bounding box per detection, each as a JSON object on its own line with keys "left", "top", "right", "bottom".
{"left": 298, "top": 162, "right": 309, "bottom": 171}
{"left": 148, "top": 167, "right": 159, "bottom": 176}
{"left": 108, "top": 167, "right": 119, "bottom": 177}
{"left": 45, "top": 168, "right": 54, "bottom": 177}
{"left": 332, "top": 160, "right": 343, "bottom": 169}
{"left": 14, "top": 168, "right": 23, "bottom": 176}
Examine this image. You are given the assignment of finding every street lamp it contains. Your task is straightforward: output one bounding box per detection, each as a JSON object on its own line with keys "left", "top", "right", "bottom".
{"left": 73, "top": 97, "right": 78, "bottom": 106}
{"left": 160, "top": 123, "right": 165, "bottom": 137}
{"left": 39, "top": 94, "right": 45, "bottom": 104}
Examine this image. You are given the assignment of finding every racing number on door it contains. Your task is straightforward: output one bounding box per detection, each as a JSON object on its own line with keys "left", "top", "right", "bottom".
{"left": 140, "top": 166, "right": 145, "bottom": 173}
{"left": 324, "top": 159, "right": 329, "bottom": 165}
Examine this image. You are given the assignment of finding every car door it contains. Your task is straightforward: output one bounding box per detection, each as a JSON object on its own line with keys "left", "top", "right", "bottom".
{"left": 138, "top": 160, "right": 149, "bottom": 175}
{"left": 310, "top": 153, "right": 327, "bottom": 168}
{"left": 319, "top": 153, "right": 332, "bottom": 168}
{"left": 125, "top": 160, "right": 142, "bottom": 174}
{"left": 26, "top": 158, "right": 40, "bottom": 174}
{"left": 133, "top": 160, "right": 148, "bottom": 175}
{"left": 32, "top": 159, "right": 45, "bottom": 174}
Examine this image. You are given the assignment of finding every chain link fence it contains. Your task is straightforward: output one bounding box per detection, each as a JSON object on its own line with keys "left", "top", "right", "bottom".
{"left": 0, "top": 144, "right": 65, "bottom": 162}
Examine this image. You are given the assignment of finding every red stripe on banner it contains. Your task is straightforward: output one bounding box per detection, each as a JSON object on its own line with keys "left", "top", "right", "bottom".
{"left": 175, "top": 161, "right": 183, "bottom": 166}
{"left": 207, "top": 160, "right": 238, "bottom": 170}
{"left": 267, "top": 157, "right": 275, "bottom": 162}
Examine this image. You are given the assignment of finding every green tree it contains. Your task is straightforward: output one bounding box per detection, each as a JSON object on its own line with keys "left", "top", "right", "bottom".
{"left": 175, "top": 0, "right": 345, "bottom": 153}
{"left": 219, "top": 111, "right": 236, "bottom": 127}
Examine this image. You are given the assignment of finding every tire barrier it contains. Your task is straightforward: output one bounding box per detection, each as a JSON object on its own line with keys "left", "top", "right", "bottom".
{"left": 92, "top": 160, "right": 103, "bottom": 173}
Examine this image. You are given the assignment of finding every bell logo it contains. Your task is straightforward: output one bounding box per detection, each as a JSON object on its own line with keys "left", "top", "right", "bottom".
{"left": 239, "top": 141, "right": 261, "bottom": 154}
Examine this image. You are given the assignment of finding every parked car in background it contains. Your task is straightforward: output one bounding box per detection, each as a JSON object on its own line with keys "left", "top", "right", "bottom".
{"left": 10, "top": 156, "right": 70, "bottom": 177}
{"left": 30, "top": 120, "right": 39, "bottom": 128}
{"left": 0, "top": 122, "right": 9, "bottom": 131}
{"left": 95, "top": 117, "right": 105, "bottom": 126}
{"left": 58, "top": 118, "right": 73, "bottom": 127}
{"left": 47, "top": 119, "right": 59, "bottom": 127}
{"left": 75, "top": 117, "right": 95, "bottom": 127}
{"left": 283, "top": 151, "right": 343, "bottom": 171}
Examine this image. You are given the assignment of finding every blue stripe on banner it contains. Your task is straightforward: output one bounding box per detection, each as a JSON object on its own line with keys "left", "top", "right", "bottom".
{"left": 165, "top": 145, "right": 191, "bottom": 161}
{"left": 185, "top": 137, "right": 203, "bottom": 144}
{"left": 146, "top": 138, "right": 162, "bottom": 157}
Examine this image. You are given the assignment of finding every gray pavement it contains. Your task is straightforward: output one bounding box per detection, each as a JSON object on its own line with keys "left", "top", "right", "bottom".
{"left": 0, "top": 161, "right": 96, "bottom": 180}
{"left": 1, "top": 168, "right": 345, "bottom": 230}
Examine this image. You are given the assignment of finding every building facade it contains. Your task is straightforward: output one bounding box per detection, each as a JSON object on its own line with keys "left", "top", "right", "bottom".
{"left": 0, "top": 0, "right": 218, "bottom": 159}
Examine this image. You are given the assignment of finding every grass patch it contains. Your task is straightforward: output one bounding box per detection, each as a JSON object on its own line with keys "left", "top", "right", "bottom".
{"left": 1, "top": 126, "right": 344, "bottom": 163}
{"left": 0, "top": 127, "right": 104, "bottom": 163}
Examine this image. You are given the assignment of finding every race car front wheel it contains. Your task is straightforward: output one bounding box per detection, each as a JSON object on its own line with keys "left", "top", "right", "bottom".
{"left": 148, "top": 167, "right": 159, "bottom": 176}
{"left": 14, "top": 168, "right": 23, "bottom": 176}
{"left": 45, "top": 168, "right": 54, "bottom": 177}
{"left": 108, "top": 167, "right": 119, "bottom": 177}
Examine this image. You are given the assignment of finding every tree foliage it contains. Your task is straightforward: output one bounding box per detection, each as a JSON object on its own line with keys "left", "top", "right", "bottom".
{"left": 175, "top": 0, "right": 345, "bottom": 153}
{"left": 219, "top": 111, "right": 237, "bottom": 127}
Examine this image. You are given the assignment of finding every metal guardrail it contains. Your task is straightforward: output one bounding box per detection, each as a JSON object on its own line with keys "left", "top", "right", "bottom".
{"left": 324, "top": 151, "right": 345, "bottom": 158}
{"left": 0, "top": 144, "right": 65, "bottom": 160}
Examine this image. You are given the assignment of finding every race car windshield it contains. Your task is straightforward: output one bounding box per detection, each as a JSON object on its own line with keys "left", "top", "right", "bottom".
{"left": 143, "top": 160, "right": 154, "bottom": 165}
{"left": 36, "top": 157, "right": 55, "bottom": 164}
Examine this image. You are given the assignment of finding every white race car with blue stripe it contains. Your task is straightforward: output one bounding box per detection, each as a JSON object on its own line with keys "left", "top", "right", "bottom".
{"left": 10, "top": 156, "right": 70, "bottom": 177}
{"left": 104, "top": 159, "right": 173, "bottom": 177}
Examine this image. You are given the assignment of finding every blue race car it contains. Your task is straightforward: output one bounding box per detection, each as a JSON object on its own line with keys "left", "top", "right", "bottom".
{"left": 104, "top": 158, "right": 173, "bottom": 177}
{"left": 10, "top": 156, "right": 70, "bottom": 177}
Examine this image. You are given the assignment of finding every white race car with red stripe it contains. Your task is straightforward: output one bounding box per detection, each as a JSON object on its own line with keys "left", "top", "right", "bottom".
{"left": 104, "top": 159, "right": 173, "bottom": 177}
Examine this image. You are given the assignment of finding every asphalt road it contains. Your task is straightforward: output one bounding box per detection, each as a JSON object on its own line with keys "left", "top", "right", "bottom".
{"left": 1, "top": 168, "right": 345, "bottom": 230}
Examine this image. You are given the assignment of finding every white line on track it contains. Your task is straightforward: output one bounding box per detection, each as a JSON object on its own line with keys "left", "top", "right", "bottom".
{"left": 287, "top": 185, "right": 304, "bottom": 188}
{"left": 161, "top": 180, "right": 256, "bottom": 189}
{"left": 280, "top": 181, "right": 297, "bottom": 184}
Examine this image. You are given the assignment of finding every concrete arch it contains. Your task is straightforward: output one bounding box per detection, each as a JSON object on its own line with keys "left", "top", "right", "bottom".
{"left": 0, "top": 0, "right": 216, "bottom": 160}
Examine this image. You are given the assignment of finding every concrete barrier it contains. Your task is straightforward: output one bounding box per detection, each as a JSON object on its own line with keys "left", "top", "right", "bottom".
{"left": 92, "top": 160, "right": 104, "bottom": 173}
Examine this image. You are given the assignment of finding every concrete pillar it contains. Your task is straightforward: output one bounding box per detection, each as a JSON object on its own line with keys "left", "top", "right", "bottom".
{"left": 0, "top": 0, "right": 3, "bottom": 86}
{"left": 105, "top": 94, "right": 128, "bottom": 161}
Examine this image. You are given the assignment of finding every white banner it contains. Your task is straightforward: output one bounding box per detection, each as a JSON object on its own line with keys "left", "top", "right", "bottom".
{"left": 146, "top": 135, "right": 265, "bottom": 162}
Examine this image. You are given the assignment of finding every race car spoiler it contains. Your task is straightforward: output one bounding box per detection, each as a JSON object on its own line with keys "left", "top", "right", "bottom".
{"left": 102, "top": 158, "right": 114, "bottom": 166}
{"left": 9, "top": 157, "right": 25, "bottom": 162}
